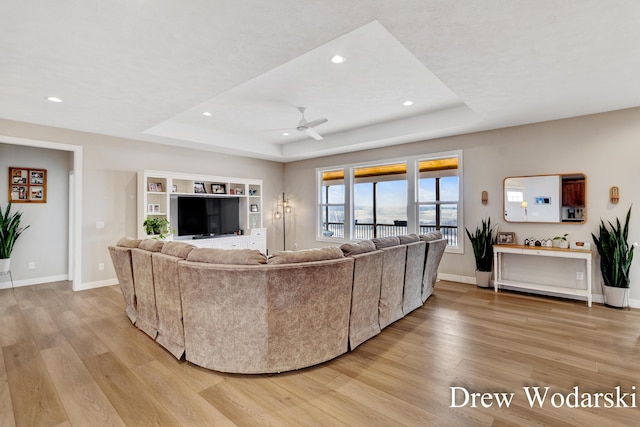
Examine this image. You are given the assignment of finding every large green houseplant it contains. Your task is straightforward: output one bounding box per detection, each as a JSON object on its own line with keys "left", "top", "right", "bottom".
{"left": 0, "top": 202, "right": 30, "bottom": 273}
{"left": 591, "top": 206, "right": 634, "bottom": 307}
{"left": 465, "top": 216, "right": 498, "bottom": 287}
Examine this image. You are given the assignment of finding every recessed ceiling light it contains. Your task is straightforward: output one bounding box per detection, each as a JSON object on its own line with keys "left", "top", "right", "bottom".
{"left": 47, "top": 96, "right": 62, "bottom": 103}
{"left": 282, "top": 132, "right": 290, "bottom": 136}
{"left": 202, "top": 111, "right": 212, "bottom": 116}
{"left": 330, "top": 55, "right": 346, "bottom": 64}
{"left": 403, "top": 100, "right": 414, "bottom": 106}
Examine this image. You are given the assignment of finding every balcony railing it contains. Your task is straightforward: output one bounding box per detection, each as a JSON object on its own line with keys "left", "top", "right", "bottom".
{"left": 322, "top": 222, "right": 458, "bottom": 246}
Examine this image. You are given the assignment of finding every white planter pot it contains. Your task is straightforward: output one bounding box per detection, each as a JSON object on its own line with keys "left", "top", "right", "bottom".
{"left": 0, "top": 258, "right": 10, "bottom": 274}
{"left": 552, "top": 240, "right": 569, "bottom": 249}
{"left": 476, "top": 270, "right": 492, "bottom": 288}
{"left": 602, "top": 284, "right": 628, "bottom": 308}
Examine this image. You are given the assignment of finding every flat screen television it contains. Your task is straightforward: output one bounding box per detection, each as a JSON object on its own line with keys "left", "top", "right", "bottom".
{"left": 174, "top": 196, "right": 240, "bottom": 237}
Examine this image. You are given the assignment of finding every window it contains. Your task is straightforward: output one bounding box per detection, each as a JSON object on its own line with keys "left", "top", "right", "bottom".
{"left": 352, "top": 163, "right": 407, "bottom": 239}
{"left": 317, "top": 151, "right": 463, "bottom": 252}
{"left": 320, "top": 169, "right": 345, "bottom": 238}
{"left": 417, "top": 157, "right": 460, "bottom": 248}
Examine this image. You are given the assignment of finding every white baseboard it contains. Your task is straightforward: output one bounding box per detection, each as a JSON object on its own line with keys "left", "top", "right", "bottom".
{"left": 437, "top": 273, "right": 475, "bottom": 285}
{"left": 0, "top": 274, "right": 69, "bottom": 289}
{"left": 76, "top": 278, "right": 118, "bottom": 291}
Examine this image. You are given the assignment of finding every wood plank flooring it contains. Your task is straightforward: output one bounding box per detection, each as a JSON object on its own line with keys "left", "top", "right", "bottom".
{"left": 1, "top": 280, "right": 639, "bottom": 426}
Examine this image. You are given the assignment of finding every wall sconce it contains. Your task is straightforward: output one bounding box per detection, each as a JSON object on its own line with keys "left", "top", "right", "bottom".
{"left": 610, "top": 186, "right": 620, "bottom": 204}
{"left": 481, "top": 190, "right": 488, "bottom": 205}
{"left": 274, "top": 192, "right": 292, "bottom": 249}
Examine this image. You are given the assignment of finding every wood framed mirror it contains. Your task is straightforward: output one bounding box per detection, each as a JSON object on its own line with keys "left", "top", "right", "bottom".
{"left": 503, "top": 173, "right": 586, "bottom": 223}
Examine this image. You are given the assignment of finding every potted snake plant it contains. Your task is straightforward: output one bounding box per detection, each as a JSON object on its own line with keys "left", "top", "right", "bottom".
{"left": 466, "top": 216, "right": 498, "bottom": 287}
{"left": 0, "top": 202, "right": 30, "bottom": 273}
{"left": 591, "top": 206, "right": 634, "bottom": 307}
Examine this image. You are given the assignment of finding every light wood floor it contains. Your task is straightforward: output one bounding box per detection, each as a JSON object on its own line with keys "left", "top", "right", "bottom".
{"left": 1, "top": 280, "right": 639, "bottom": 426}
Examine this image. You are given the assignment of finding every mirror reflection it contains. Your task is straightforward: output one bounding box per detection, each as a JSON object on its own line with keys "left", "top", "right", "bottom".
{"left": 503, "top": 174, "right": 586, "bottom": 223}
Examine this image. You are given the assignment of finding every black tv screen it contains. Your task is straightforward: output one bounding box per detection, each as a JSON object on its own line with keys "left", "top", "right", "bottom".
{"left": 176, "top": 196, "right": 239, "bottom": 236}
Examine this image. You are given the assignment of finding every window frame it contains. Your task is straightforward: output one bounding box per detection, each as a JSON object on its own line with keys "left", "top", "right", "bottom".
{"left": 316, "top": 149, "right": 463, "bottom": 254}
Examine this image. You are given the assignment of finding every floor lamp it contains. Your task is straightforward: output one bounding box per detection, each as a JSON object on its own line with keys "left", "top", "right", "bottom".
{"left": 274, "top": 192, "right": 292, "bottom": 250}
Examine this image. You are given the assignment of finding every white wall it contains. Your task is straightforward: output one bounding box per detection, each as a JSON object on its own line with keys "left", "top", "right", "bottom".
{"left": 0, "top": 144, "right": 71, "bottom": 286}
{"left": 283, "top": 107, "right": 640, "bottom": 303}
{"left": 0, "top": 119, "right": 285, "bottom": 289}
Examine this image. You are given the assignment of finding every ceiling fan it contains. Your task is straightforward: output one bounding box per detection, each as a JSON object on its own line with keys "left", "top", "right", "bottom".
{"left": 291, "top": 107, "right": 328, "bottom": 140}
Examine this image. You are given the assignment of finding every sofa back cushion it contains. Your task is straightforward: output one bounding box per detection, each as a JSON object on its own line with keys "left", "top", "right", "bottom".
{"left": 187, "top": 248, "right": 267, "bottom": 265}
{"left": 372, "top": 236, "right": 400, "bottom": 249}
{"left": 419, "top": 231, "right": 443, "bottom": 242}
{"left": 116, "top": 237, "right": 141, "bottom": 248}
{"left": 161, "top": 241, "right": 196, "bottom": 259}
{"left": 268, "top": 247, "right": 344, "bottom": 265}
{"left": 340, "top": 240, "right": 377, "bottom": 256}
{"left": 139, "top": 239, "right": 165, "bottom": 252}
{"left": 398, "top": 234, "right": 420, "bottom": 244}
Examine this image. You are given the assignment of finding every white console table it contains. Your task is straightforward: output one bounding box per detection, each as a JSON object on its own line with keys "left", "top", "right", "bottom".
{"left": 493, "top": 244, "right": 592, "bottom": 307}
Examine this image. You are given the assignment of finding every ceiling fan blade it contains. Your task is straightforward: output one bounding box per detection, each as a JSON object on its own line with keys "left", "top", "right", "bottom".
{"left": 305, "top": 118, "right": 328, "bottom": 128}
{"left": 304, "top": 128, "right": 323, "bottom": 140}
{"left": 263, "top": 127, "right": 295, "bottom": 132}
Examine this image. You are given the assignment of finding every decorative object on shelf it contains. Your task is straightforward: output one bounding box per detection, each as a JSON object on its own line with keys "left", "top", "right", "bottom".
{"left": 274, "top": 192, "right": 292, "bottom": 250}
{"left": 235, "top": 188, "right": 244, "bottom": 195}
{"left": 0, "top": 202, "right": 30, "bottom": 277}
{"left": 171, "top": 184, "right": 178, "bottom": 193}
{"left": 194, "top": 182, "right": 206, "bottom": 193}
{"left": 610, "top": 186, "right": 620, "bottom": 204}
{"left": 250, "top": 204, "right": 259, "bottom": 213}
{"left": 591, "top": 206, "right": 634, "bottom": 308}
{"left": 9, "top": 167, "right": 47, "bottom": 203}
{"left": 249, "top": 188, "right": 257, "bottom": 196}
{"left": 143, "top": 217, "right": 171, "bottom": 240}
{"left": 570, "top": 241, "right": 591, "bottom": 250}
{"left": 465, "top": 216, "right": 498, "bottom": 288}
{"left": 211, "top": 183, "right": 226, "bottom": 194}
{"left": 148, "top": 182, "right": 163, "bottom": 192}
{"left": 229, "top": 188, "right": 235, "bottom": 195}
{"left": 541, "top": 239, "right": 553, "bottom": 247}
{"left": 481, "top": 190, "right": 488, "bottom": 205}
{"left": 497, "top": 231, "right": 515, "bottom": 244}
{"left": 552, "top": 233, "right": 569, "bottom": 249}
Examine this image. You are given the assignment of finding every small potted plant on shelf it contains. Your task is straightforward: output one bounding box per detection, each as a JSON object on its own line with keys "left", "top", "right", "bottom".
{"left": 466, "top": 216, "right": 498, "bottom": 288}
{"left": 591, "top": 206, "right": 634, "bottom": 308}
{"left": 0, "top": 202, "right": 30, "bottom": 273}
{"left": 143, "top": 217, "right": 171, "bottom": 240}
{"left": 552, "top": 233, "right": 569, "bottom": 249}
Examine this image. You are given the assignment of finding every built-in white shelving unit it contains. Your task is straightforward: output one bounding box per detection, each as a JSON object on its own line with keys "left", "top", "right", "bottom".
{"left": 138, "top": 170, "right": 265, "bottom": 253}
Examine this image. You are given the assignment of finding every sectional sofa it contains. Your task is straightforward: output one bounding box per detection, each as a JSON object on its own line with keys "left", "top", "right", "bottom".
{"left": 108, "top": 232, "right": 447, "bottom": 374}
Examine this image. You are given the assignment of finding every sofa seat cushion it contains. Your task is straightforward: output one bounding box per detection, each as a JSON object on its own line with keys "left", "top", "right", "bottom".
{"left": 116, "top": 237, "right": 141, "bottom": 248}
{"left": 139, "top": 239, "right": 165, "bottom": 252}
{"left": 268, "top": 247, "right": 344, "bottom": 264}
{"left": 372, "top": 236, "right": 400, "bottom": 249}
{"left": 187, "top": 248, "right": 267, "bottom": 265}
{"left": 161, "top": 241, "right": 196, "bottom": 259}
{"left": 340, "top": 240, "right": 377, "bottom": 256}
